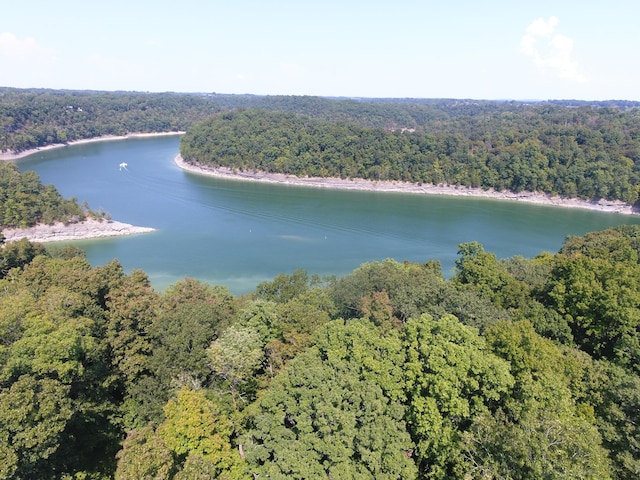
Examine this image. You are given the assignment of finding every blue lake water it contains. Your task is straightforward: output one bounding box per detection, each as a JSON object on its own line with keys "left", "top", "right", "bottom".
{"left": 16, "top": 135, "right": 640, "bottom": 294}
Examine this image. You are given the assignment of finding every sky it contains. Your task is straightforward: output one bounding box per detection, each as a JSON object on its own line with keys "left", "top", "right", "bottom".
{"left": 2, "top": 0, "right": 639, "bottom": 101}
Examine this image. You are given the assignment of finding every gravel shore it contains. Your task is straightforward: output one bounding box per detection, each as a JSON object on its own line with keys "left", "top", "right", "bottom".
{"left": 174, "top": 155, "right": 638, "bottom": 216}
{"left": 0, "top": 133, "right": 178, "bottom": 243}
{"left": 2, "top": 218, "right": 155, "bottom": 244}
{"left": 0, "top": 132, "right": 185, "bottom": 161}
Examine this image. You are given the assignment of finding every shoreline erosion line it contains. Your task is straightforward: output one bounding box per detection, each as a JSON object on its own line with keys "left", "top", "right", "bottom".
{"left": 2, "top": 218, "right": 155, "bottom": 244}
{"left": 0, "top": 131, "right": 185, "bottom": 161}
{"left": 174, "top": 155, "right": 638, "bottom": 216}
{"left": 1, "top": 132, "right": 637, "bottom": 244}
{"left": 0, "top": 133, "right": 181, "bottom": 243}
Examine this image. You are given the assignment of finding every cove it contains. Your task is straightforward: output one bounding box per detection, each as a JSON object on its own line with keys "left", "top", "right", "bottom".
{"left": 16, "top": 135, "right": 640, "bottom": 294}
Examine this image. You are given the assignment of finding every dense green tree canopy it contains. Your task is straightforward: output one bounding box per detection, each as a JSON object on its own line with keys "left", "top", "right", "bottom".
{"left": 403, "top": 314, "right": 514, "bottom": 478}
{"left": 243, "top": 318, "right": 417, "bottom": 479}
{"left": 0, "top": 161, "right": 84, "bottom": 229}
{"left": 1, "top": 225, "right": 640, "bottom": 478}
{"left": 5, "top": 87, "right": 640, "bottom": 204}
{"left": 181, "top": 107, "right": 640, "bottom": 203}
{"left": 5, "top": 86, "right": 640, "bottom": 477}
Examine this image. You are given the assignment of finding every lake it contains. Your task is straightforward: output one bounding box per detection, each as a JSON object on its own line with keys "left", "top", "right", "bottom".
{"left": 16, "top": 135, "right": 640, "bottom": 294}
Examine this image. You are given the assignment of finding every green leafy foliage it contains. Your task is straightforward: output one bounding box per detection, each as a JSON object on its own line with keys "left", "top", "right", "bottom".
{"left": 329, "top": 258, "right": 445, "bottom": 323}
{"left": 2, "top": 226, "right": 640, "bottom": 478}
{"left": 181, "top": 106, "right": 640, "bottom": 204}
{"left": 114, "top": 425, "right": 175, "bottom": 480}
{"left": 0, "top": 252, "right": 147, "bottom": 478}
{"left": 543, "top": 225, "right": 640, "bottom": 370}
{"left": 0, "top": 375, "right": 72, "bottom": 479}
{"left": 403, "top": 314, "right": 514, "bottom": 478}
{"left": 207, "top": 325, "right": 264, "bottom": 406}
{"left": 467, "top": 320, "right": 613, "bottom": 479}
{"left": 148, "top": 279, "right": 238, "bottom": 395}
{"left": 116, "top": 388, "right": 251, "bottom": 480}
{"left": 0, "top": 88, "right": 221, "bottom": 153}
{"left": 106, "top": 270, "right": 159, "bottom": 386}
{"left": 0, "top": 161, "right": 84, "bottom": 229}
{"left": 157, "top": 388, "right": 246, "bottom": 477}
{"left": 243, "top": 319, "right": 417, "bottom": 479}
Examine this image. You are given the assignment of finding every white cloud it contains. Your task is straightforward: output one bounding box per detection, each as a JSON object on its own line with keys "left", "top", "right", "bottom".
{"left": 0, "top": 32, "right": 59, "bottom": 88}
{"left": 526, "top": 16, "right": 559, "bottom": 37}
{"left": 0, "top": 32, "right": 57, "bottom": 64}
{"left": 520, "top": 17, "right": 586, "bottom": 83}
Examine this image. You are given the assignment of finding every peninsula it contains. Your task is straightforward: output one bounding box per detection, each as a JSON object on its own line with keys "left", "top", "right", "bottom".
{"left": 0, "top": 137, "right": 167, "bottom": 243}
{"left": 2, "top": 217, "right": 155, "bottom": 244}
{"left": 175, "top": 154, "right": 637, "bottom": 216}
{"left": 178, "top": 108, "right": 640, "bottom": 216}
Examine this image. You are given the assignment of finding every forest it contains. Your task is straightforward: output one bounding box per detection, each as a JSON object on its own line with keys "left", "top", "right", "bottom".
{"left": 0, "top": 89, "right": 540, "bottom": 154}
{"left": 0, "top": 161, "right": 92, "bottom": 231}
{"left": 1, "top": 222, "right": 640, "bottom": 479}
{"left": 4, "top": 88, "right": 640, "bottom": 203}
{"left": 0, "top": 163, "right": 638, "bottom": 478}
{"left": 180, "top": 108, "right": 640, "bottom": 204}
{"left": 2, "top": 89, "right": 640, "bottom": 478}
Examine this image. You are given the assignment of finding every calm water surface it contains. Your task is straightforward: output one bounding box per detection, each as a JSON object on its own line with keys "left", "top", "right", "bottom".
{"left": 17, "top": 136, "right": 640, "bottom": 294}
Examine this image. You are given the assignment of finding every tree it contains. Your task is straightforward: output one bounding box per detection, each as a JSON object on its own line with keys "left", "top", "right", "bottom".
{"left": 114, "top": 425, "right": 175, "bottom": 480}
{"left": 157, "top": 387, "right": 248, "bottom": 478}
{"left": 454, "top": 241, "right": 530, "bottom": 311}
{"left": 329, "top": 259, "right": 445, "bottom": 323}
{"left": 269, "top": 288, "right": 335, "bottom": 371}
{"left": 1, "top": 312, "right": 96, "bottom": 385}
{"left": 106, "top": 270, "right": 159, "bottom": 385}
{"left": 207, "top": 325, "right": 264, "bottom": 407}
{"left": 243, "top": 319, "right": 417, "bottom": 479}
{"left": 567, "top": 354, "right": 640, "bottom": 479}
{"left": 149, "top": 280, "right": 237, "bottom": 394}
{"left": 0, "top": 238, "right": 46, "bottom": 277}
{"left": 462, "top": 405, "right": 612, "bottom": 479}
{"left": 0, "top": 375, "right": 73, "bottom": 479}
{"left": 402, "top": 314, "right": 514, "bottom": 478}
{"left": 544, "top": 250, "right": 640, "bottom": 370}
{"left": 464, "top": 320, "right": 613, "bottom": 479}
{"left": 254, "top": 268, "right": 311, "bottom": 303}
{"left": 106, "top": 270, "right": 161, "bottom": 429}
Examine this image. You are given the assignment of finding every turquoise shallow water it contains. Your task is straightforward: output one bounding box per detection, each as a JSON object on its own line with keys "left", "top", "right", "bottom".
{"left": 16, "top": 136, "right": 640, "bottom": 294}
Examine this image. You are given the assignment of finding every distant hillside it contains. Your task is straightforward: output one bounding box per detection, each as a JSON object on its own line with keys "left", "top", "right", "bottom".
{"left": 4, "top": 87, "right": 639, "bottom": 154}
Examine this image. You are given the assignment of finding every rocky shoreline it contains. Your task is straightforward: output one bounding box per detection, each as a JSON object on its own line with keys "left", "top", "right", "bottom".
{"left": 174, "top": 155, "right": 638, "bottom": 216}
{"left": 0, "top": 133, "right": 180, "bottom": 243}
{"left": 0, "top": 132, "right": 185, "bottom": 161}
{"left": 2, "top": 218, "right": 155, "bottom": 244}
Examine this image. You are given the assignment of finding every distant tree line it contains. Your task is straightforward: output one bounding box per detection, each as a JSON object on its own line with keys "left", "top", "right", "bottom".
{"left": 0, "top": 88, "right": 454, "bottom": 153}
{"left": 3, "top": 89, "right": 531, "bottom": 153}
{"left": 5, "top": 87, "right": 640, "bottom": 203}
{"left": 1, "top": 226, "right": 640, "bottom": 478}
{"left": 0, "top": 88, "right": 535, "bottom": 153}
{"left": 0, "top": 88, "right": 222, "bottom": 153}
{"left": 181, "top": 108, "right": 640, "bottom": 204}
